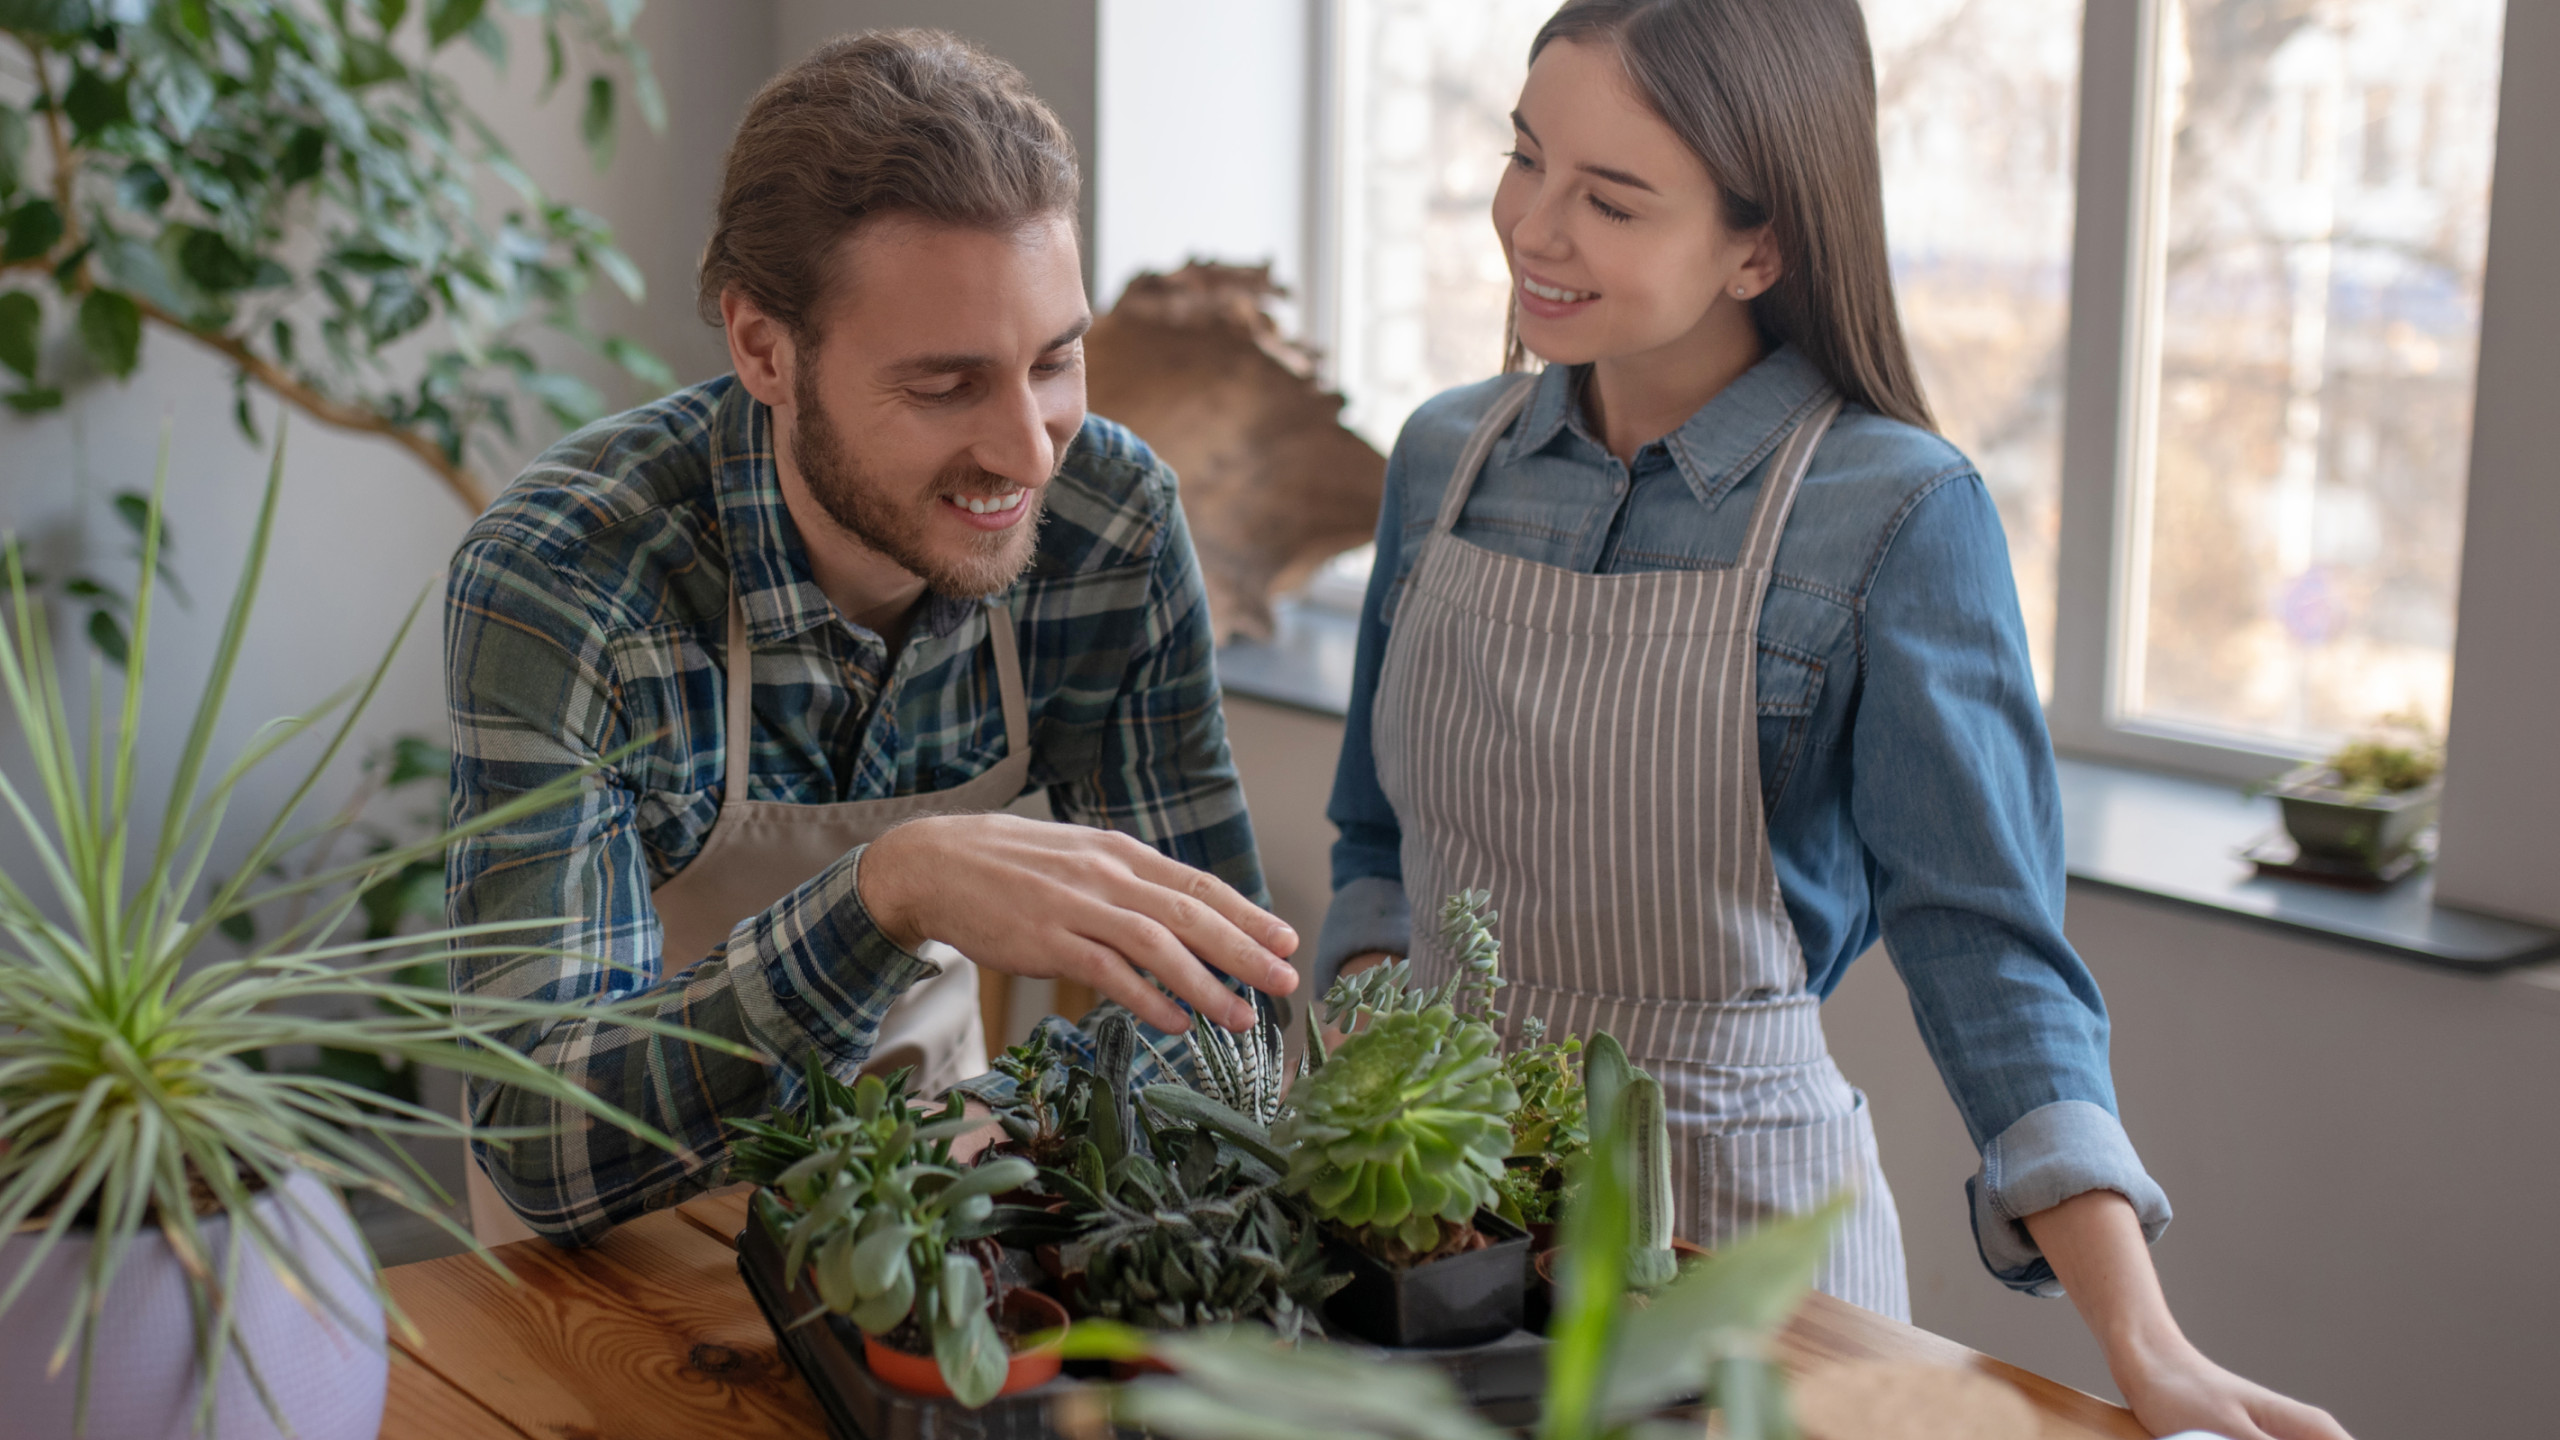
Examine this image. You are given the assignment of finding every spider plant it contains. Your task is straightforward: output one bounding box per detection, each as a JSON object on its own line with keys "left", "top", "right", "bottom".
{"left": 0, "top": 432, "right": 740, "bottom": 1434}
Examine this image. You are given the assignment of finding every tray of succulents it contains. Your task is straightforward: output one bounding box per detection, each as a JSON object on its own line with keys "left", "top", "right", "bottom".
{"left": 732, "top": 893, "right": 1711, "bottom": 1440}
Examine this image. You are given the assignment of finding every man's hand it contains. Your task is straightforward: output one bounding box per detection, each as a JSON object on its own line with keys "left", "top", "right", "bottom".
{"left": 857, "top": 813, "right": 1298, "bottom": 1034}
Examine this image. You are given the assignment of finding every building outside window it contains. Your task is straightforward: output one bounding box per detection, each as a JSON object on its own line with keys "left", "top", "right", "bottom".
{"left": 2124, "top": 0, "right": 2504, "bottom": 752}
{"left": 1316, "top": 0, "right": 2505, "bottom": 768}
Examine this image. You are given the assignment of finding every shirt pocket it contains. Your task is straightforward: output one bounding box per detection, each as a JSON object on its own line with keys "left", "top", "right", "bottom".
{"left": 1754, "top": 639, "right": 1826, "bottom": 808}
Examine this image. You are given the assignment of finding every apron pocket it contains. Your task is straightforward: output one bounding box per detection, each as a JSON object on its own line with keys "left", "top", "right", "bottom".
{"left": 1693, "top": 1090, "right": 1876, "bottom": 1246}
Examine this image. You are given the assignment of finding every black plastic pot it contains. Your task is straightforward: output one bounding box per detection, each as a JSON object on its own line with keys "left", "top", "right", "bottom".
{"left": 2272, "top": 765, "right": 2440, "bottom": 869}
{"left": 1323, "top": 1210, "right": 1529, "bottom": 1349}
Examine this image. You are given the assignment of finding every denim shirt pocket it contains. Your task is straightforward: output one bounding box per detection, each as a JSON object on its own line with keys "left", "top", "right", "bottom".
{"left": 1377, "top": 517, "right": 1436, "bottom": 629}
{"left": 1754, "top": 638, "right": 1826, "bottom": 810}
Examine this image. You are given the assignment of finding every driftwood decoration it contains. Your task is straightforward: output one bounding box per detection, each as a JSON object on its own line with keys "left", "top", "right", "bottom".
{"left": 1084, "top": 263, "right": 1387, "bottom": 643}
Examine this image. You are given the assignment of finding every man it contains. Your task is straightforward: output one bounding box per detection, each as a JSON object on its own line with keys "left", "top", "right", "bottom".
{"left": 444, "top": 29, "right": 1297, "bottom": 1244}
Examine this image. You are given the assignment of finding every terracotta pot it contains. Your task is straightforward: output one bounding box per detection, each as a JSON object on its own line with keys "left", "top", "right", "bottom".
{"left": 1533, "top": 1237, "right": 1711, "bottom": 1291}
{"left": 860, "top": 1288, "right": 1069, "bottom": 1400}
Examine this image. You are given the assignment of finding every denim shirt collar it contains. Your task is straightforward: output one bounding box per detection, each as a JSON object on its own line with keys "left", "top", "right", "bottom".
{"left": 1503, "top": 344, "right": 1837, "bottom": 510}
{"left": 708, "top": 378, "right": 976, "bottom": 647}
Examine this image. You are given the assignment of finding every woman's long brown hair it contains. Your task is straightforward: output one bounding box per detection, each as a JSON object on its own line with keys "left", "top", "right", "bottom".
{"left": 1503, "top": 0, "right": 1935, "bottom": 432}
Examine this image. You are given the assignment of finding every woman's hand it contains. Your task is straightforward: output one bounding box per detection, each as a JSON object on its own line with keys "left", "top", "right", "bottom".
{"left": 2022, "top": 1190, "right": 2353, "bottom": 1440}
{"left": 2113, "top": 1339, "right": 2352, "bottom": 1440}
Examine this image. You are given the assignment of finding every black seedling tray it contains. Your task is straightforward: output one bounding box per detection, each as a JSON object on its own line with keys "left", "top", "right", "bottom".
{"left": 736, "top": 1211, "right": 1559, "bottom": 1440}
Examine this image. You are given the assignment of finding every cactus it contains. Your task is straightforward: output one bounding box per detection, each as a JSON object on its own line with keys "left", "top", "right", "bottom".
{"left": 1621, "top": 1073, "right": 1679, "bottom": 1290}
{"left": 1583, "top": 1029, "right": 1637, "bottom": 1143}
{"left": 1274, "top": 1004, "right": 1520, "bottom": 1257}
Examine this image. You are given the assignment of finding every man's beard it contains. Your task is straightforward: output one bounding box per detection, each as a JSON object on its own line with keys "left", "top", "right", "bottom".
{"left": 789, "top": 367, "right": 1047, "bottom": 600}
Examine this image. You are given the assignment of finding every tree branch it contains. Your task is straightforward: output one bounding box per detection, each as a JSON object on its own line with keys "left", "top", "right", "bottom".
{"left": 133, "top": 298, "right": 491, "bottom": 513}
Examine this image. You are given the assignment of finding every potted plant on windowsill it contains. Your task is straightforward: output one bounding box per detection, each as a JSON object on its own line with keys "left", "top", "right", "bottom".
{"left": 2267, "top": 715, "right": 2445, "bottom": 878}
{"left": 731, "top": 1062, "right": 1060, "bottom": 1407}
{"left": 0, "top": 442, "right": 730, "bottom": 1440}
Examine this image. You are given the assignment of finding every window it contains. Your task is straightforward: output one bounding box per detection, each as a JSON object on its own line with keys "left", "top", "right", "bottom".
{"left": 1322, "top": 0, "right": 1554, "bottom": 452}
{"left": 1868, "top": 0, "right": 2084, "bottom": 698}
{"left": 2116, "top": 0, "right": 2505, "bottom": 753}
{"left": 1312, "top": 0, "right": 2508, "bottom": 781}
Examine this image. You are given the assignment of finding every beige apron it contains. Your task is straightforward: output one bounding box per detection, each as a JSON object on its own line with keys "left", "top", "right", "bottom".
{"left": 466, "top": 589, "right": 1027, "bottom": 1244}
{"left": 1375, "top": 376, "right": 1909, "bottom": 1318}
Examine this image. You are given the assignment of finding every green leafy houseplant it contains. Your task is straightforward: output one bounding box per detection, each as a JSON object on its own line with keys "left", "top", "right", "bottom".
{"left": 732, "top": 1061, "right": 1042, "bottom": 1408}
{"left": 0, "top": 434, "right": 732, "bottom": 1435}
{"left": 1061, "top": 1078, "right": 1849, "bottom": 1440}
{"left": 0, "top": 0, "right": 671, "bottom": 508}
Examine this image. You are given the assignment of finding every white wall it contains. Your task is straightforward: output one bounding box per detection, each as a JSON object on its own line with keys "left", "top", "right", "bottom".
{"left": 1095, "top": 0, "right": 1312, "bottom": 313}
{"left": 776, "top": 0, "right": 1101, "bottom": 285}
{"left": 2432, "top": 0, "right": 2560, "bottom": 928}
{"left": 1222, "top": 695, "right": 2560, "bottom": 1440}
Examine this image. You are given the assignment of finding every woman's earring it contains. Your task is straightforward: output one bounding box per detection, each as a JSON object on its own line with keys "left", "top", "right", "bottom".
{"left": 1734, "top": 285, "right": 1749, "bottom": 298}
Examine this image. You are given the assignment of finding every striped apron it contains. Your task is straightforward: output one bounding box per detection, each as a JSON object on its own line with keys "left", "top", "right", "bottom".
{"left": 1374, "top": 376, "right": 1908, "bottom": 1318}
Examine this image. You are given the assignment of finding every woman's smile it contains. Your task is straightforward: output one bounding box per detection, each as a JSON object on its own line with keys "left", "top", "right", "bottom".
{"left": 1518, "top": 269, "right": 1602, "bottom": 320}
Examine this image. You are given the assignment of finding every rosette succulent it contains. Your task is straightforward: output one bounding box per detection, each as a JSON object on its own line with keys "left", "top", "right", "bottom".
{"left": 1273, "top": 1005, "right": 1520, "bottom": 1255}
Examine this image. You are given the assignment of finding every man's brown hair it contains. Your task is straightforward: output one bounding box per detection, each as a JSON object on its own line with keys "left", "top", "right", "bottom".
{"left": 696, "top": 29, "right": 1080, "bottom": 340}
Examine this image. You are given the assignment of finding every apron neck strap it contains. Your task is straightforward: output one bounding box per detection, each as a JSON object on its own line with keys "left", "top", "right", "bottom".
{"left": 1432, "top": 374, "right": 1540, "bottom": 534}
{"left": 1738, "top": 393, "right": 1843, "bottom": 574}
{"left": 721, "top": 593, "right": 1032, "bottom": 802}
{"left": 1431, "top": 375, "right": 1842, "bottom": 568}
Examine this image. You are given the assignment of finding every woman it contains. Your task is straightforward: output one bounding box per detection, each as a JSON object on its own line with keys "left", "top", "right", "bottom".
{"left": 1318, "top": 4, "right": 2348, "bottom": 1437}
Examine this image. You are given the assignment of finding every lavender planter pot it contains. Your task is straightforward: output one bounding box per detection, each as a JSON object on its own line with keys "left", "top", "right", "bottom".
{"left": 0, "top": 1170, "right": 386, "bottom": 1440}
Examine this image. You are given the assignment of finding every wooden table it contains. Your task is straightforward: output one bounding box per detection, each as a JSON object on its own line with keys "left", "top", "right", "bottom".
{"left": 379, "top": 1187, "right": 2147, "bottom": 1440}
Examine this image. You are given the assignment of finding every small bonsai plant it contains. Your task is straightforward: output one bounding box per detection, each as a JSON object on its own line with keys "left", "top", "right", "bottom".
{"left": 730, "top": 1061, "right": 1045, "bottom": 1407}
{"left": 2270, "top": 712, "right": 2447, "bottom": 872}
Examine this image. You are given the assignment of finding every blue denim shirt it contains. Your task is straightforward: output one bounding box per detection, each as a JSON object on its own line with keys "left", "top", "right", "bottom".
{"left": 1321, "top": 347, "right": 2171, "bottom": 1294}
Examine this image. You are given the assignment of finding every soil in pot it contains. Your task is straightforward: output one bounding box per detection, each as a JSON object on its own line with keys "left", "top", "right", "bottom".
{"left": 859, "top": 1288, "right": 1069, "bottom": 1400}
{"left": 1322, "top": 1210, "right": 1529, "bottom": 1349}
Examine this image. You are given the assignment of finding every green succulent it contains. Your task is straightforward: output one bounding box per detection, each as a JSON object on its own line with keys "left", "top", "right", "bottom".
{"left": 1493, "top": 1016, "right": 1587, "bottom": 1228}
{"left": 734, "top": 1062, "right": 1035, "bottom": 1408}
{"left": 1053, "top": 1124, "right": 1343, "bottom": 1339}
{"left": 1274, "top": 1005, "right": 1519, "bottom": 1256}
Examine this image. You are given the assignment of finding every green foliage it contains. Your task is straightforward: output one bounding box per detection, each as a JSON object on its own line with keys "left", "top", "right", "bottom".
{"left": 1048, "top": 1118, "right": 1343, "bottom": 1340}
{"left": 1062, "top": 1087, "right": 1847, "bottom": 1440}
{"left": 1493, "top": 1017, "right": 1585, "bottom": 1228}
{"left": 735, "top": 1062, "right": 1033, "bottom": 1408}
{"left": 1307, "top": 888, "right": 1510, "bottom": 1070}
{"left": 1273, "top": 1005, "right": 1517, "bottom": 1257}
{"left": 985, "top": 1029, "right": 1084, "bottom": 1168}
{"left": 0, "top": 1, "right": 667, "bottom": 479}
{"left": 2321, "top": 713, "right": 2443, "bottom": 795}
{"left": 0, "top": 432, "right": 734, "bottom": 1434}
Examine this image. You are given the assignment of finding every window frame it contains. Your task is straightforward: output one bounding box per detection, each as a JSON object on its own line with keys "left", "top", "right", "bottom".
{"left": 1307, "top": 0, "right": 2507, "bottom": 791}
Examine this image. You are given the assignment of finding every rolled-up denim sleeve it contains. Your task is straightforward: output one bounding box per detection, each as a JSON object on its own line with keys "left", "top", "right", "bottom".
{"left": 1851, "top": 474, "right": 2172, "bottom": 1293}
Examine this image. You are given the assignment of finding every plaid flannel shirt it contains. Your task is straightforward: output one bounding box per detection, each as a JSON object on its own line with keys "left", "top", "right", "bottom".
{"left": 444, "top": 375, "right": 1264, "bottom": 1243}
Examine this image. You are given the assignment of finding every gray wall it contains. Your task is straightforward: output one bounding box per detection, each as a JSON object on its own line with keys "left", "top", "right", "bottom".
{"left": 1221, "top": 694, "right": 2560, "bottom": 1440}
{"left": 776, "top": 0, "right": 1100, "bottom": 283}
